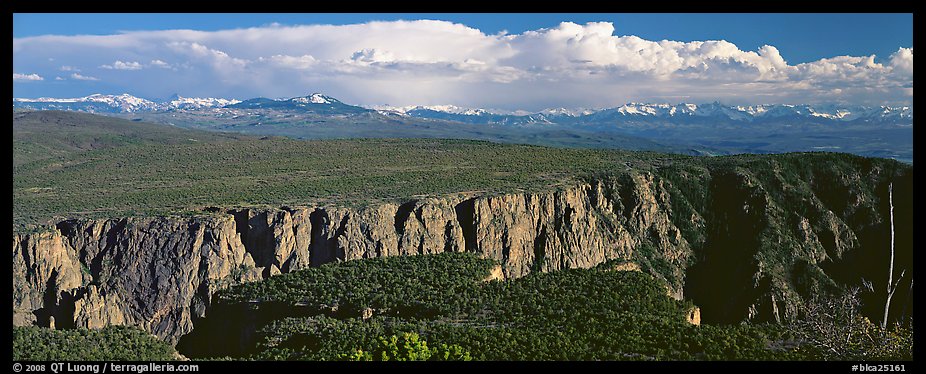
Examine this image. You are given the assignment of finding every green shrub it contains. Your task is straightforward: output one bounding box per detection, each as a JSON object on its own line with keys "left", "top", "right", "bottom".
{"left": 12, "top": 325, "right": 178, "bottom": 361}
{"left": 339, "top": 333, "right": 471, "bottom": 361}
{"left": 208, "top": 253, "right": 792, "bottom": 361}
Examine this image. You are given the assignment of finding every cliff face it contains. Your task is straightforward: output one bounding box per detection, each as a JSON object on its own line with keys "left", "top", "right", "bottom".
{"left": 13, "top": 217, "right": 264, "bottom": 341}
{"left": 12, "top": 163, "right": 912, "bottom": 344}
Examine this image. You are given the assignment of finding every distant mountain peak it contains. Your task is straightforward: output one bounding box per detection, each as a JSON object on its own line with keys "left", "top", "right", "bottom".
{"left": 291, "top": 93, "right": 339, "bottom": 105}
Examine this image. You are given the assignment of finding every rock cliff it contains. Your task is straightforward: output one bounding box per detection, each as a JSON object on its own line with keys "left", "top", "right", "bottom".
{"left": 12, "top": 161, "right": 912, "bottom": 344}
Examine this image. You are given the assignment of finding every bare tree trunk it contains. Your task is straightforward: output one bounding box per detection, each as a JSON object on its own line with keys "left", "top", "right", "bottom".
{"left": 882, "top": 182, "right": 904, "bottom": 330}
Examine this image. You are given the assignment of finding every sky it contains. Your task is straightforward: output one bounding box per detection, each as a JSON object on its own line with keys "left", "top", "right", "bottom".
{"left": 12, "top": 13, "right": 913, "bottom": 111}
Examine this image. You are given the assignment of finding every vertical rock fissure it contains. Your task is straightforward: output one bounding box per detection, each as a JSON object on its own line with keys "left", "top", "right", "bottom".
{"left": 332, "top": 215, "right": 349, "bottom": 262}
{"left": 246, "top": 211, "right": 272, "bottom": 268}
{"left": 308, "top": 208, "right": 329, "bottom": 266}
{"left": 533, "top": 225, "right": 547, "bottom": 272}
{"left": 394, "top": 200, "right": 416, "bottom": 243}
{"left": 19, "top": 236, "right": 31, "bottom": 273}
{"left": 413, "top": 206, "right": 424, "bottom": 226}
{"left": 454, "top": 198, "right": 477, "bottom": 253}
{"left": 563, "top": 206, "right": 574, "bottom": 230}
{"left": 56, "top": 289, "right": 78, "bottom": 330}
{"left": 230, "top": 209, "right": 250, "bottom": 244}
{"left": 443, "top": 221, "right": 456, "bottom": 253}
{"left": 501, "top": 231, "right": 511, "bottom": 262}
{"left": 35, "top": 270, "right": 60, "bottom": 328}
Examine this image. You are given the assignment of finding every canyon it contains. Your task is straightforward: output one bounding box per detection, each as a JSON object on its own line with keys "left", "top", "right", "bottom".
{"left": 13, "top": 162, "right": 913, "bottom": 345}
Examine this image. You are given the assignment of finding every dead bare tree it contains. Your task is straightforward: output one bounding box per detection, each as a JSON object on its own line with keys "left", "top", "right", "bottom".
{"left": 790, "top": 287, "right": 875, "bottom": 360}
{"left": 789, "top": 286, "right": 913, "bottom": 360}
{"left": 882, "top": 182, "right": 905, "bottom": 330}
{"left": 786, "top": 184, "right": 913, "bottom": 360}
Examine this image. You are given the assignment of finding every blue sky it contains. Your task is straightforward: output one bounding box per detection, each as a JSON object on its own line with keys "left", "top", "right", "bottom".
{"left": 13, "top": 13, "right": 913, "bottom": 110}
{"left": 13, "top": 13, "right": 912, "bottom": 64}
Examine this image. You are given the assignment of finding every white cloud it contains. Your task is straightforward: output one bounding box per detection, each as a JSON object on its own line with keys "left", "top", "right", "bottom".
{"left": 12, "top": 20, "right": 913, "bottom": 109}
{"left": 59, "top": 65, "right": 80, "bottom": 72}
{"left": 149, "top": 59, "right": 172, "bottom": 68}
{"left": 167, "top": 42, "right": 248, "bottom": 71}
{"left": 13, "top": 73, "right": 44, "bottom": 81}
{"left": 70, "top": 73, "right": 99, "bottom": 81}
{"left": 55, "top": 76, "right": 65, "bottom": 81}
{"left": 259, "top": 54, "right": 316, "bottom": 69}
{"left": 889, "top": 47, "right": 913, "bottom": 77}
{"left": 100, "top": 60, "right": 144, "bottom": 70}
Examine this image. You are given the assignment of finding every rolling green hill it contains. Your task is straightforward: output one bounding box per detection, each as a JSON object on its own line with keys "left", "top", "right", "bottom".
{"left": 13, "top": 110, "right": 249, "bottom": 167}
{"left": 14, "top": 110, "right": 679, "bottom": 228}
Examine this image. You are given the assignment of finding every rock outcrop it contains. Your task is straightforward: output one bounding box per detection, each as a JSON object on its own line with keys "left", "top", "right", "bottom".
{"left": 13, "top": 216, "right": 265, "bottom": 342}
{"left": 12, "top": 163, "right": 913, "bottom": 344}
{"left": 687, "top": 307, "right": 702, "bottom": 326}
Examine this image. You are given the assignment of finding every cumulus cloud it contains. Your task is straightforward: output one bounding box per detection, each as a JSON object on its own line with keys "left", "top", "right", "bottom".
{"left": 12, "top": 20, "right": 913, "bottom": 109}
{"left": 100, "top": 60, "right": 144, "bottom": 70}
{"left": 70, "top": 73, "right": 99, "bottom": 81}
{"left": 149, "top": 59, "right": 172, "bottom": 68}
{"left": 889, "top": 47, "right": 913, "bottom": 77}
{"left": 13, "top": 73, "right": 43, "bottom": 81}
{"left": 167, "top": 42, "right": 248, "bottom": 71}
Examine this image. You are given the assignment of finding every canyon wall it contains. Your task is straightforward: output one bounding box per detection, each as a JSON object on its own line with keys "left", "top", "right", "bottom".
{"left": 13, "top": 165, "right": 913, "bottom": 344}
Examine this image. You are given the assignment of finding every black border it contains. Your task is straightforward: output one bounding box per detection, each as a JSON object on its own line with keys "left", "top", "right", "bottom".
{"left": 9, "top": 3, "right": 919, "bottom": 371}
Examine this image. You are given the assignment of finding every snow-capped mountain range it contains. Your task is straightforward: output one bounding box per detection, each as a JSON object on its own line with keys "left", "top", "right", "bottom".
{"left": 586, "top": 102, "right": 913, "bottom": 122}
{"left": 373, "top": 101, "right": 912, "bottom": 122}
{"left": 12, "top": 93, "right": 241, "bottom": 113}
{"left": 13, "top": 93, "right": 162, "bottom": 112}
{"left": 12, "top": 93, "right": 913, "bottom": 125}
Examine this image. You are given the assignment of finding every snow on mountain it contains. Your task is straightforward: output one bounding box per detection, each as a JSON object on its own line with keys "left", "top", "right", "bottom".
{"left": 14, "top": 93, "right": 160, "bottom": 112}
{"left": 587, "top": 102, "right": 912, "bottom": 124}
{"left": 11, "top": 93, "right": 913, "bottom": 126}
{"left": 164, "top": 94, "right": 241, "bottom": 110}
{"left": 609, "top": 102, "right": 759, "bottom": 120}
{"left": 12, "top": 93, "right": 241, "bottom": 112}
{"left": 409, "top": 105, "right": 489, "bottom": 116}
{"left": 540, "top": 107, "right": 596, "bottom": 117}
{"left": 368, "top": 105, "right": 408, "bottom": 113}
{"left": 805, "top": 105, "right": 859, "bottom": 120}
{"left": 869, "top": 105, "right": 913, "bottom": 120}
{"left": 14, "top": 97, "right": 81, "bottom": 103}
{"left": 372, "top": 104, "right": 526, "bottom": 116}
{"left": 617, "top": 103, "right": 662, "bottom": 116}
{"left": 734, "top": 105, "right": 768, "bottom": 116}
{"left": 291, "top": 93, "right": 337, "bottom": 105}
